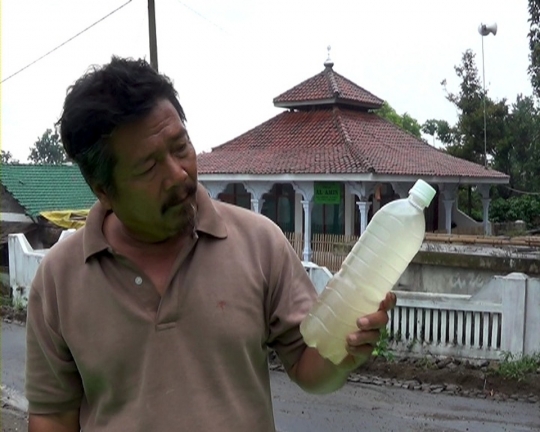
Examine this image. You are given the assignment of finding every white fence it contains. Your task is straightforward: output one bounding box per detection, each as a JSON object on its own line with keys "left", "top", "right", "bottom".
{"left": 301, "top": 267, "right": 539, "bottom": 360}
{"left": 8, "top": 232, "right": 540, "bottom": 360}
{"left": 8, "top": 230, "right": 75, "bottom": 305}
{"left": 390, "top": 273, "right": 540, "bottom": 359}
{"left": 390, "top": 290, "right": 504, "bottom": 359}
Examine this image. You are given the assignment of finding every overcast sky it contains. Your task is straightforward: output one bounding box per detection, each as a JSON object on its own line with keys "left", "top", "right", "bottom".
{"left": 1, "top": 0, "right": 533, "bottom": 162}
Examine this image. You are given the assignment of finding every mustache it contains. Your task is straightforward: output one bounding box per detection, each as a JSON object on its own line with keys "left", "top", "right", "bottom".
{"left": 161, "top": 182, "right": 198, "bottom": 213}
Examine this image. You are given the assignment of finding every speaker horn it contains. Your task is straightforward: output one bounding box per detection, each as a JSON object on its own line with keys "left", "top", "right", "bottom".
{"left": 478, "top": 22, "right": 497, "bottom": 36}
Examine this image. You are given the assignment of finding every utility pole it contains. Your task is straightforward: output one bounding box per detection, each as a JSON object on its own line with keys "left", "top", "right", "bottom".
{"left": 148, "top": 0, "right": 158, "bottom": 70}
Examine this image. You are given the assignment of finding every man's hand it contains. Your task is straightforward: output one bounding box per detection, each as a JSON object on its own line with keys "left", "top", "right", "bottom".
{"left": 290, "top": 292, "right": 397, "bottom": 394}
{"left": 338, "top": 292, "right": 397, "bottom": 371}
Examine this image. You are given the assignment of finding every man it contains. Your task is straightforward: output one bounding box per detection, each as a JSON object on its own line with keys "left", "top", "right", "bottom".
{"left": 26, "top": 57, "right": 395, "bottom": 432}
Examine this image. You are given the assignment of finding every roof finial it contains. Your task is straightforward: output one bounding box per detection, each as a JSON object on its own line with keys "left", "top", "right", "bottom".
{"left": 324, "top": 45, "right": 334, "bottom": 68}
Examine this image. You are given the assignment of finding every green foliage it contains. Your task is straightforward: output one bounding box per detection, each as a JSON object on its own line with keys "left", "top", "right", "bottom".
{"left": 28, "top": 128, "right": 68, "bottom": 165}
{"left": 11, "top": 296, "right": 26, "bottom": 312}
{"left": 422, "top": 119, "right": 454, "bottom": 145}
{"left": 432, "top": 49, "right": 539, "bottom": 196}
{"left": 457, "top": 187, "right": 483, "bottom": 221}
{"left": 440, "top": 50, "right": 509, "bottom": 166}
{"left": 529, "top": 0, "right": 540, "bottom": 99}
{"left": 489, "top": 194, "right": 540, "bottom": 226}
{"left": 376, "top": 102, "right": 422, "bottom": 138}
{"left": 497, "top": 351, "right": 540, "bottom": 381}
{"left": 1, "top": 150, "right": 19, "bottom": 164}
{"left": 373, "top": 327, "right": 395, "bottom": 361}
{"left": 496, "top": 95, "right": 540, "bottom": 194}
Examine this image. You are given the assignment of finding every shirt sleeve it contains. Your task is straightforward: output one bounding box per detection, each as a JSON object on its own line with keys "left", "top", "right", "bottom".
{"left": 266, "top": 235, "right": 318, "bottom": 371}
{"left": 25, "top": 263, "right": 84, "bottom": 414}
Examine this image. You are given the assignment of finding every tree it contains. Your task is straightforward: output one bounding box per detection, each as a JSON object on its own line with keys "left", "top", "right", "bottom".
{"left": 28, "top": 128, "right": 68, "bottom": 165}
{"left": 421, "top": 119, "right": 455, "bottom": 146}
{"left": 424, "top": 51, "right": 510, "bottom": 215}
{"left": 498, "top": 94, "right": 540, "bottom": 193}
{"left": 529, "top": 0, "right": 540, "bottom": 99}
{"left": 1, "top": 150, "right": 19, "bottom": 164}
{"left": 440, "top": 50, "right": 509, "bottom": 166}
{"left": 376, "top": 101, "right": 423, "bottom": 138}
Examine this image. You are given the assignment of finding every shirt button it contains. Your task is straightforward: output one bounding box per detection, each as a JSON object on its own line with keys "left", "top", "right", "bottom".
{"left": 135, "top": 276, "right": 143, "bottom": 285}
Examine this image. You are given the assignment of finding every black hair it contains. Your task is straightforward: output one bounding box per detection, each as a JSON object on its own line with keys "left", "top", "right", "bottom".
{"left": 57, "top": 56, "right": 186, "bottom": 195}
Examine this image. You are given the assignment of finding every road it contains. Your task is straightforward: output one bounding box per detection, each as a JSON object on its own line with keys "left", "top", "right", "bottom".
{"left": 2, "top": 322, "right": 539, "bottom": 431}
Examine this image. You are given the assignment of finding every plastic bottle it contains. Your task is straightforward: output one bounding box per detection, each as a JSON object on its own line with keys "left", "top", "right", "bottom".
{"left": 300, "top": 179, "right": 436, "bottom": 365}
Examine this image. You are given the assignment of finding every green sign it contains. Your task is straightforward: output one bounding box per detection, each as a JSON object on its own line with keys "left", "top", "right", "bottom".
{"left": 314, "top": 182, "right": 341, "bottom": 204}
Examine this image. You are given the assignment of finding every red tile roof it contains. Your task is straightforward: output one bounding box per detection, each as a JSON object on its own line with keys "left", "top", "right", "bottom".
{"left": 197, "top": 107, "right": 508, "bottom": 179}
{"left": 273, "top": 65, "right": 384, "bottom": 110}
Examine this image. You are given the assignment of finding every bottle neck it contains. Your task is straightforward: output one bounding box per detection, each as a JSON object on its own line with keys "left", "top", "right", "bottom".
{"left": 408, "top": 194, "right": 426, "bottom": 211}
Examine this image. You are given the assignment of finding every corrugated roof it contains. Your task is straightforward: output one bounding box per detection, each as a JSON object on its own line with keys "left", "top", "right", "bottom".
{"left": 0, "top": 164, "right": 97, "bottom": 216}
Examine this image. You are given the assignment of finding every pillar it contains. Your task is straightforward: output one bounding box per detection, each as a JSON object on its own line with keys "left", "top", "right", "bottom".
{"left": 292, "top": 181, "right": 314, "bottom": 262}
{"left": 356, "top": 201, "right": 372, "bottom": 235}
{"left": 443, "top": 199, "right": 454, "bottom": 234}
{"left": 301, "top": 200, "right": 313, "bottom": 262}
{"left": 481, "top": 198, "right": 492, "bottom": 236}
{"left": 477, "top": 184, "right": 492, "bottom": 236}
{"left": 243, "top": 182, "right": 273, "bottom": 214}
{"left": 347, "top": 181, "right": 375, "bottom": 236}
{"left": 439, "top": 184, "right": 458, "bottom": 234}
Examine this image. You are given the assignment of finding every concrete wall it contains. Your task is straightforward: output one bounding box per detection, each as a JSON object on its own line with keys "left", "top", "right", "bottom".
{"left": 398, "top": 263, "right": 495, "bottom": 295}
{"left": 397, "top": 248, "right": 540, "bottom": 296}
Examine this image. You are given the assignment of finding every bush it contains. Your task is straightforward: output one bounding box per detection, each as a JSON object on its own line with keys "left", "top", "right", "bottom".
{"left": 497, "top": 352, "right": 540, "bottom": 381}
{"left": 490, "top": 195, "right": 540, "bottom": 226}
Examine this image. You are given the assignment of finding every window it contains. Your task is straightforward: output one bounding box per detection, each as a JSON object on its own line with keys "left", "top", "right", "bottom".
{"left": 261, "top": 184, "right": 295, "bottom": 232}
{"left": 218, "top": 183, "right": 251, "bottom": 209}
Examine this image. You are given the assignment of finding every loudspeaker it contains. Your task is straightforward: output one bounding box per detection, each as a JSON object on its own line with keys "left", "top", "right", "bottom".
{"left": 478, "top": 23, "right": 497, "bottom": 36}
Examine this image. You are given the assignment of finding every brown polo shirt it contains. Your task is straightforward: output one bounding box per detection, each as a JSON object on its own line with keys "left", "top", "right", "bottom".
{"left": 26, "top": 184, "right": 317, "bottom": 431}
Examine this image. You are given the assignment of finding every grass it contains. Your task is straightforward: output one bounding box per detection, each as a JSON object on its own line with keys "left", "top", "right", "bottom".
{"left": 373, "top": 327, "right": 395, "bottom": 361}
{"left": 497, "top": 351, "right": 540, "bottom": 381}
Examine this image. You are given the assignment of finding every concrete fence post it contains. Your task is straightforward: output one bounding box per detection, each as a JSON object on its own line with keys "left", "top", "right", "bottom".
{"left": 524, "top": 278, "right": 540, "bottom": 356}
{"left": 500, "top": 273, "right": 528, "bottom": 356}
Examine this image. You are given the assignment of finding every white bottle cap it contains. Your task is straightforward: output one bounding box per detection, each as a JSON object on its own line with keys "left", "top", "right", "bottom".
{"left": 409, "top": 179, "right": 436, "bottom": 209}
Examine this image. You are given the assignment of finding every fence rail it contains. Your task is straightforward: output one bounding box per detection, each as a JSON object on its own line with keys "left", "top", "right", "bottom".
{"left": 389, "top": 291, "right": 504, "bottom": 360}
{"left": 296, "top": 268, "right": 538, "bottom": 361}
{"left": 284, "top": 232, "right": 540, "bottom": 273}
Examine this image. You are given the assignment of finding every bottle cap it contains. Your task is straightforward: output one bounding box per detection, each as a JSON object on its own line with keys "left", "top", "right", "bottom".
{"left": 409, "top": 179, "right": 436, "bottom": 209}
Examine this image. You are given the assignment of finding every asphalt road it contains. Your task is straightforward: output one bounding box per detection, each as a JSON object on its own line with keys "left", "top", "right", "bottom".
{"left": 271, "top": 371, "right": 540, "bottom": 432}
{"left": 2, "top": 322, "right": 539, "bottom": 431}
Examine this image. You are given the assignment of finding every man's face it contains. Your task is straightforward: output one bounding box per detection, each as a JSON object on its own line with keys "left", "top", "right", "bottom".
{"left": 97, "top": 98, "right": 198, "bottom": 243}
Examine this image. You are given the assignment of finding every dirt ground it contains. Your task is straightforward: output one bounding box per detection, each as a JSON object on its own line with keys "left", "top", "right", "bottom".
{"left": 0, "top": 407, "right": 27, "bottom": 432}
{"left": 358, "top": 354, "right": 540, "bottom": 400}
{"left": 0, "top": 306, "right": 26, "bottom": 326}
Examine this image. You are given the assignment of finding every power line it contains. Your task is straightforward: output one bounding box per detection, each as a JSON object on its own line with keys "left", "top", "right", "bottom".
{"left": 1, "top": 0, "right": 134, "bottom": 84}
{"left": 174, "top": 0, "right": 230, "bottom": 34}
{"left": 504, "top": 186, "right": 540, "bottom": 196}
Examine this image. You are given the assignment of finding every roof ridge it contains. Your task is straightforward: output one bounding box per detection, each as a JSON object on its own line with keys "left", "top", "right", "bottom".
{"left": 333, "top": 70, "right": 384, "bottom": 104}
{"left": 333, "top": 107, "right": 374, "bottom": 172}
{"left": 325, "top": 67, "right": 340, "bottom": 96}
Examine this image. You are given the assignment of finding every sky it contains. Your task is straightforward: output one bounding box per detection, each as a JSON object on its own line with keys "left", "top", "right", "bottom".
{"left": 1, "top": 0, "right": 534, "bottom": 162}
